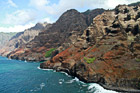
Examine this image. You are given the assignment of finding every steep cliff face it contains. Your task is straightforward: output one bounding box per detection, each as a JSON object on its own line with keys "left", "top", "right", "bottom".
{"left": 40, "top": 5, "right": 140, "bottom": 92}
{"left": 7, "top": 9, "right": 104, "bottom": 62}
{"left": 0, "top": 22, "right": 51, "bottom": 56}
{"left": 0, "top": 32, "right": 17, "bottom": 48}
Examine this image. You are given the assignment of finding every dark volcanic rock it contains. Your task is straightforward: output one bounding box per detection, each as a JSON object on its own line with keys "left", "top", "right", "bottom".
{"left": 7, "top": 8, "right": 104, "bottom": 61}
{"left": 41, "top": 5, "right": 140, "bottom": 92}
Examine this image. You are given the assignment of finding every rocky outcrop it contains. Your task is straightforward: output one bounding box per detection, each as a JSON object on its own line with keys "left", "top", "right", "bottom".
{"left": 0, "top": 22, "right": 51, "bottom": 57}
{"left": 40, "top": 5, "right": 140, "bottom": 92}
{"left": 7, "top": 9, "right": 104, "bottom": 62}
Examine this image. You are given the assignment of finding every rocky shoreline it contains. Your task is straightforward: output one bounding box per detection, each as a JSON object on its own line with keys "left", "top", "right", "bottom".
{"left": 0, "top": 3, "right": 140, "bottom": 93}
{"left": 40, "top": 64, "right": 140, "bottom": 92}
{"left": 40, "top": 5, "right": 140, "bottom": 92}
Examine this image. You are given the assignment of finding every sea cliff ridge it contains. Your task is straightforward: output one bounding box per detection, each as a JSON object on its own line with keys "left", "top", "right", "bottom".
{"left": 0, "top": 2, "right": 140, "bottom": 92}
{"left": 40, "top": 4, "right": 140, "bottom": 92}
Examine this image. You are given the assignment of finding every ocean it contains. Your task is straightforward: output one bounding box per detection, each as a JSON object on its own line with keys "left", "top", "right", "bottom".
{"left": 0, "top": 56, "right": 118, "bottom": 93}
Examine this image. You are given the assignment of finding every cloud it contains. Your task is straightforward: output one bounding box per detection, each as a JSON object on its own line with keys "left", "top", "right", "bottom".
{"left": 30, "top": 0, "right": 140, "bottom": 17}
{"left": 0, "top": 23, "right": 35, "bottom": 32}
{"left": 4, "top": 10, "right": 37, "bottom": 25}
{"left": 40, "top": 17, "right": 54, "bottom": 23}
{"left": 7, "top": 0, "right": 18, "bottom": 8}
{"left": 105, "top": 0, "right": 140, "bottom": 9}
{"left": 2, "top": 0, "right": 139, "bottom": 33}
{"left": 29, "top": 0, "right": 49, "bottom": 10}
{"left": 0, "top": 17, "right": 54, "bottom": 32}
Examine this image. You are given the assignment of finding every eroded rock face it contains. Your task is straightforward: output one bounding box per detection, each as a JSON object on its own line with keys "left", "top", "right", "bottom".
{"left": 0, "top": 22, "right": 51, "bottom": 57}
{"left": 0, "top": 32, "right": 17, "bottom": 49}
{"left": 41, "top": 5, "right": 140, "bottom": 92}
{"left": 7, "top": 9, "right": 104, "bottom": 62}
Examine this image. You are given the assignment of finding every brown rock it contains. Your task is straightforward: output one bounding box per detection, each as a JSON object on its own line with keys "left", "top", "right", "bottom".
{"left": 41, "top": 5, "right": 140, "bottom": 92}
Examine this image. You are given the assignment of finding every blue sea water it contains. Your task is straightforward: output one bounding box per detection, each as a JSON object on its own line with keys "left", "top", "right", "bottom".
{"left": 0, "top": 56, "right": 118, "bottom": 93}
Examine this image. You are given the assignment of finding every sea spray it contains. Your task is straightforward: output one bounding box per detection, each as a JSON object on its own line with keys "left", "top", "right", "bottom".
{"left": 88, "top": 83, "right": 118, "bottom": 93}
{"left": 38, "top": 66, "right": 118, "bottom": 93}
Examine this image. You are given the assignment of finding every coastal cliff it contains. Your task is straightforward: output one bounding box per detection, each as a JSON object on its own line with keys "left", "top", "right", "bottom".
{"left": 40, "top": 5, "right": 140, "bottom": 92}
{"left": 6, "top": 9, "right": 104, "bottom": 62}
{"left": 0, "top": 2, "right": 140, "bottom": 92}
{"left": 0, "top": 22, "right": 51, "bottom": 57}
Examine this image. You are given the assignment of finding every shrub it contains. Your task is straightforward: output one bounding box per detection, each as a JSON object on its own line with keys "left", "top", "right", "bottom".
{"left": 136, "top": 58, "right": 140, "bottom": 62}
{"left": 84, "top": 57, "right": 96, "bottom": 64}
{"left": 45, "top": 48, "right": 56, "bottom": 58}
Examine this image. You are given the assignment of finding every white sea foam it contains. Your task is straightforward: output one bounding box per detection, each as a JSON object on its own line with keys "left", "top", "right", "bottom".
{"left": 73, "top": 77, "right": 85, "bottom": 84}
{"left": 30, "top": 89, "right": 33, "bottom": 92}
{"left": 60, "top": 71, "right": 71, "bottom": 77}
{"left": 37, "top": 67, "right": 118, "bottom": 93}
{"left": 73, "top": 77, "right": 79, "bottom": 82}
{"left": 40, "top": 83, "right": 45, "bottom": 89}
{"left": 37, "top": 66, "right": 41, "bottom": 70}
{"left": 59, "top": 79, "right": 64, "bottom": 82}
{"left": 59, "top": 79, "right": 64, "bottom": 84}
{"left": 60, "top": 71, "right": 68, "bottom": 75}
{"left": 65, "top": 79, "right": 74, "bottom": 84}
{"left": 37, "top": 66, "right": 53, "bottom": 71}
{"left": 59, "top": 81, "right": 62, "bottom": 84}
{"left": 65, "top": 77, "right": 118, "bottom": 93}
{"left": 88, "top": 83, "right": 118, "bottom": 93}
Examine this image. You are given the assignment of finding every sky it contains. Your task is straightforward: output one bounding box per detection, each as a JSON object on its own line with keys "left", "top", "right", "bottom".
{"left": 0, "top": 0, "right": 139, "bottom": 33}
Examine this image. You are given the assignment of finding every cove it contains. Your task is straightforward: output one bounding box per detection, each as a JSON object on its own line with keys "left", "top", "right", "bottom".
{"left": 0, "top": 56, "right": 117, "bottom": 93}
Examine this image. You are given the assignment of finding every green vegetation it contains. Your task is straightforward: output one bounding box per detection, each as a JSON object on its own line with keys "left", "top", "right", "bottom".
{"left": 136, "top": 58, "right": 140, "bottom": 62}
{"left": 84, "top": 57, "right": 96, "bottom": 64}
{"left": 45, "top": 48, "right": 56, "bottom": 58}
